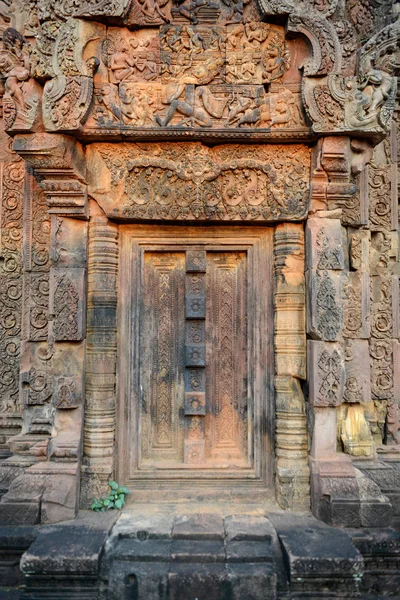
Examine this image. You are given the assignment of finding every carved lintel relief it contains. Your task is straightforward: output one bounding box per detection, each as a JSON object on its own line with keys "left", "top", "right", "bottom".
{"left": 87, "top": 142, "right": 311, "bottom": 222}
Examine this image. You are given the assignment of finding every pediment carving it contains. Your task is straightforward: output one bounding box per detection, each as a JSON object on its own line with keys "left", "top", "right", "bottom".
{"left": 0, "top": 0, "right": 398, "bottom": 142}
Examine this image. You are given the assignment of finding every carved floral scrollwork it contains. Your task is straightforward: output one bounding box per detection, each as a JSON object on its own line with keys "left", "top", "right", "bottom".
{"left": 0, "top": 151, "right": 24, "bottom": 414}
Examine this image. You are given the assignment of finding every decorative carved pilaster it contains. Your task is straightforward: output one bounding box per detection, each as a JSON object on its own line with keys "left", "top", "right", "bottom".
{"left": 0, "top": 121, "right": 24, "bottom": 458}
{"left": 81, "top": 211, "right": 118, "bottom": 506}
{"left": 274, "top": 223, "right": 309, "bottom": 510}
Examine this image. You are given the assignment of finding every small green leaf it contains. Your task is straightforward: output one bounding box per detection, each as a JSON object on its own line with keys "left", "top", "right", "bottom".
{"left": 120, "top": 487, "right": 130, "bottom": 494}
{"left": 109, "top": 480, "right": 119, "bottom": 490}
{"left": 115, "top": 498, "right": 123, "bottom": 509}
{"left": 103, "top": 499, "right": 110, "bottom": 506}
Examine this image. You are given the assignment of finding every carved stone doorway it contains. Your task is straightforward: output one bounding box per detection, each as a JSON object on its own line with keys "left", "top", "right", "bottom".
{"left": 117, "top": 225, "right": 274, "bottom": 499}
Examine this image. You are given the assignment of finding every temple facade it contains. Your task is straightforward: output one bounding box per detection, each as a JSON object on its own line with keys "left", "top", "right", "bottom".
{"left": 0, "top": 0, "right": 400, "bottom": 554}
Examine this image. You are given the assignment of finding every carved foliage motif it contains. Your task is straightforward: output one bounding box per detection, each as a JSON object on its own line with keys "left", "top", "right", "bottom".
{"left": 53, "top": 273, "right": 80, "bottom": 341}
{"left": 0, "top": 148, "right": 24, "bottom": 413}
{"left": 317, "top": 348, "right": 342, "bottom": 407}
{"left": 91, "top": 142, "right": 310, "bottom": 221}
{"left": 316, "top": 271, "right": 342, "bottom": 341}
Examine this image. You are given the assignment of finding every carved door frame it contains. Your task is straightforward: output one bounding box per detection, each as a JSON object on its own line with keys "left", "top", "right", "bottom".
{"left": 83, "top": 215, "right": 307, "bottom": 505}
{"left": 14, "top": 133, "right": 308, "bottom": 511}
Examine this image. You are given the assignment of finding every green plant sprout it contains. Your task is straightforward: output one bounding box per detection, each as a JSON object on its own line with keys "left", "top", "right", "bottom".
{"left": 91, "top": 480, "right": 130, "bottom": 511}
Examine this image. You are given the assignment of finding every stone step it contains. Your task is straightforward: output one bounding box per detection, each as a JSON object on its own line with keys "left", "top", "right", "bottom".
{"left": 3, "top": 509, "right": 400, "bottom": 599}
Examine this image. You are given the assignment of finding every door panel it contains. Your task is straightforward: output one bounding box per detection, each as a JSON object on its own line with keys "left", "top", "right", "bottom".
{"left": 118, "top": 225, "right": 274, "bottom": 489}
{"left": 140, "top": 249, "right": 249, "bottom": 469}
{"left": 140, "top": 252, "right": 185, "bottom": 467}
{"left": 206, "top": 252, "right": 248, "bottom": 466}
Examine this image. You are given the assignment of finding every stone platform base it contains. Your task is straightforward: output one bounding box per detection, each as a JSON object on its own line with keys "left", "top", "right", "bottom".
{"left": 0, "top": 508, "right": 399, "bottom": 599}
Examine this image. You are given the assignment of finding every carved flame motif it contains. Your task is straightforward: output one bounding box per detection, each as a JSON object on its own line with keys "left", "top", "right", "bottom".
{"left": 53, "top": 274, "right": 79, "bottom": 341}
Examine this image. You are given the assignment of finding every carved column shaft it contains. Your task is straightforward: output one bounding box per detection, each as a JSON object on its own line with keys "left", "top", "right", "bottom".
{"left": 274, "top": 223, "right": 309, "bottom": 510}
{"left": 81, "top": 213, "right": 118, "bottom": 504}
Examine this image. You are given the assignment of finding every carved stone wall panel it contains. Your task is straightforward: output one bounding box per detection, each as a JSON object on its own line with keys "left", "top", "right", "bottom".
{"left": 306, "top": 269, "right": 343, "bottom": 341}
{"left": 344, "top": 339, "right": 372, "bottom": 405}
{"left": 87, "top": 142, "right": 311, "bottom": 222}
{"left": 308, "top": 340, "right": 345, "bottom": 407}
{"left": 350, "top": 230, "right": 370, "bottom": 271}
{"left": 306, "top": 217, "right": 345, "bottom": 271}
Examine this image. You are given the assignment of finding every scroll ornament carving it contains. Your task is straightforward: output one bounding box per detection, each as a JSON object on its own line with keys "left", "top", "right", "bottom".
{"left": 89, "top": 142, "right": 310, "bottom": 221}
{"left": 21, "top": 367, "right": 52, "bottom": 405}
{"left": 0, "top": 154, "right": 24, "bottom": 414}
{"left": 371, "top": 277, "right": 392, "bottom": 340}
{"left": 24, "top": 175, "right": 51, "bottom": 342}
{"left": 368, "top": 163, "right": 393, "bottom": 232}
{"left": 343, "top": 276, "right": 365, "bottom": 339}
{"left": 0, "top": 279, "right": 22, "bottom": 413}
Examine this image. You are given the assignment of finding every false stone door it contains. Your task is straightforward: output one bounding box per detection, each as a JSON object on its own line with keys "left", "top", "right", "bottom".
{"left": 118, "top": 226, "right": 274, "bottom": 492}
